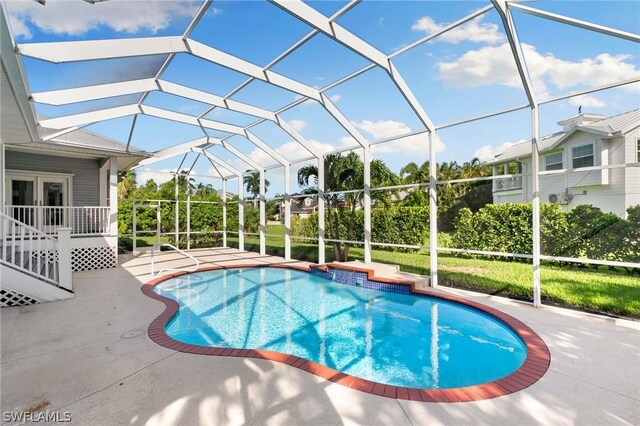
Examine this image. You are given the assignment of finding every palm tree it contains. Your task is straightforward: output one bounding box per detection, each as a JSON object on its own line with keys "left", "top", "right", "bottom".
{"left": 117, "top": 170, "right": 137, "bottom": 200}
{"left": 297, "top": 153, "right": 396, "bottom": 261}
{"left": 243, "top": 171, "right": 270, "bottom": 207}
{"left": 399, "top": 160, "right": 430, "bottom": 184}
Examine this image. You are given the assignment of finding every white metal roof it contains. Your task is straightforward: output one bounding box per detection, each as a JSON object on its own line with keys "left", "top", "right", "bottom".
{"left": 486, "top": 109, "right": 640, "bottom": 165}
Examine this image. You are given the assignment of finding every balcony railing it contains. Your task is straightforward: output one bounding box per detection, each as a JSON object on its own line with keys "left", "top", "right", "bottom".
{"left": 4, "top": 206, "right": 111, "bottom": 236}
{"left": 494, "top": 176, "right": 523, "bottom": 192}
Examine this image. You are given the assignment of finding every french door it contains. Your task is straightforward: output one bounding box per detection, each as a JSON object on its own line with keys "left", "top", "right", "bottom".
{"left": 6, "top": 172, "right": 71, "bottom": 233}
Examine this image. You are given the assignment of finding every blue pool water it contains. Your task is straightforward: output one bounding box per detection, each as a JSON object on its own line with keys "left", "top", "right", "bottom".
{"left": 154, "top": 267, "right": 527, "bottom": 389}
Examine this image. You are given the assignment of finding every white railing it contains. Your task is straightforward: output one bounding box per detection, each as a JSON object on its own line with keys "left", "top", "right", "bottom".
{"left": 0, "top": 212, "right": 73, "bottom": 291}
{"left": 4, "top": 206, "right": 110, "bottom": 236}
{"left": 150, "top": 243, "right": 200, "bottom": 277}
{"left": 494, "top": 176, "right": 523, "bottom": 192}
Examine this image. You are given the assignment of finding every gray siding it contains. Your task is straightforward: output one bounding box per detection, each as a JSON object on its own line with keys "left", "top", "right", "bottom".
{"left": 6, "top": 151, "right": 100, "bottom": 206}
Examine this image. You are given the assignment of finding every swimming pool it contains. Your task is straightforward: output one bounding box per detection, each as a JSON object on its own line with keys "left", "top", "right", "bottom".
{"left": 146, "top": 265, "right": 547, "bottom": 396}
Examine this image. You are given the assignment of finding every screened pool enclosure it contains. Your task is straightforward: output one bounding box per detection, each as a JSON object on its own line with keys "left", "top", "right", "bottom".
{"left": 5, "top": 0, "right": 639, "bottom": 308}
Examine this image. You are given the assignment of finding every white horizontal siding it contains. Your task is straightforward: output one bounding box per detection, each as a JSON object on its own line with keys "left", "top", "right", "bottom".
{"left": 5, "top": 151, "right": 100, "bottom": 206}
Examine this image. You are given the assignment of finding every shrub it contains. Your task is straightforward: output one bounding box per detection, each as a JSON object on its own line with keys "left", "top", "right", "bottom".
{"left": 452, "top": 203, "right": 639, "bottom": 271}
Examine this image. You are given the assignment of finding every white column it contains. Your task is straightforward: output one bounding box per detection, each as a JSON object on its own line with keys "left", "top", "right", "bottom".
{"left": 238, "top": 176, "right": 244, "bottom": 251}
{"left": 57, "top": 227, "right": 73, "bottom": 291}
{"left": 284, "top": 164, "right": 291, "bottom": 260}
{"left": 222, "top": 178, "right": 227, "bottom": 247}
{"left": 317, "top": 156, "right": 325, "bottom": 264}
{"left": 186, "top": 189, "right": 191, "bottom": 250}
{"left": 155, "top": 204, "right": 161, "bottom": 248}
{"left": 99, "top": 160, "right": 108, "bottom": 206}
{"left": 429, "top": 131, "right": 438, "bottom": 287}
{"left": 363, "top": 145, "right": 372, "bottom": 263}
{"left": 531, "top": 106, "right": 542, "bottom": 307}
{"left": 174, "top": 174, "right": 179, "bottom": 247}
{"left": 259, "top": 170, "right": 266, "bottom": 255}
{"left": 109, "top": 158, "right": 118, "bottom": 236}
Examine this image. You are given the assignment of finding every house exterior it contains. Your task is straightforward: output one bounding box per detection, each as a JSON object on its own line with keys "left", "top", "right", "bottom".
{"left": 1, "top": 13, "right": 149, "bottom": 306}
{"left": 277, "top": 194, "right": 318, "bottom": 220}
{"left": 486, "top": 110, "right": 640, "bottom": 218}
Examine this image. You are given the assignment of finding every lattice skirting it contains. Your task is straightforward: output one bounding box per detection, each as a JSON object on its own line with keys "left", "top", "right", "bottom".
{"left": 0, "top": 288, "right": 39, "bottom": 307}
{"left": 72, "top": 246, "right": 118, "bottom": 271}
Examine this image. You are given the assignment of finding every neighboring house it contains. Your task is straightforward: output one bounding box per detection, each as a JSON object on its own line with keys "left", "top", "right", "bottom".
{"left": 1, "top": 17, "right": 149, "bottom": 305}
{"left": 486, "top": 110, "right": 640, "bottom": 218}
{"left": 277, "top": 193, "right": 318, "bottom": 219}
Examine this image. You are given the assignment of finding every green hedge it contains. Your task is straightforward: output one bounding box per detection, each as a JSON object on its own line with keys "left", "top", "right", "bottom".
{"left": 292, "top": 206, "right": 430, "bottom": 251}
{"left": 452, "top": 203, "right": 639, "bottom": 268}
{"left": 118, "top": 200, "right": 257, "bottom": 236}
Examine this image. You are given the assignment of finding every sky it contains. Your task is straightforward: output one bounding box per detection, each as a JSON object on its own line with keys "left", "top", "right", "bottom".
{"left": 4, "top": 0, "right": 640, "bottom": 196}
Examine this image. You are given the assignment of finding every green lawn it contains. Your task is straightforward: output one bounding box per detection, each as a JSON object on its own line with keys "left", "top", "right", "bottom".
{"left": 121, "top": 224, "right": 640, "bottom": 318}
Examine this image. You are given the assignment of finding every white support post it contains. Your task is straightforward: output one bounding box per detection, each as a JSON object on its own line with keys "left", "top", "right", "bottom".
{"left": 238, "top": 176, "right": 244, "bottom": 251}
{"left": 531, "top": 106, "right": 542, "bottom": 307}
{"left": 317, "top": 155, "right": 325, "bottom": 264}
{"left": 109, "top": 158, "right": 118, "bottom": 236}
{"left": 284, "top": 164, "right": 291, "bottom": 260}
{"left": 363, "top": 145, "right": 372, "bottom": 264}
{"left": 259, "top": 170, "right": 266, "bottom": 256}
{"left": 186, "top": 189, "right": 191, "bottom": 250}
{"left": 156, "top": 204, "right": 161, "bottom": 248}
{"left": 222, "top": 178, "right": 227, "bottom": 247}
{"left": 57, "top": 228, "right": 73, "bottom": 291}
{"left": 174, "top": 174, "right": 179, "bottom": 247}
{"left": 429, "top": 131, "right": 438, "bottom": 287}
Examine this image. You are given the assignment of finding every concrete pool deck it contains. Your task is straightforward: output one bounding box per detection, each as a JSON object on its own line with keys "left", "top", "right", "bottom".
{"left": 1, "top": 247, "right": 639, "bottom": 425}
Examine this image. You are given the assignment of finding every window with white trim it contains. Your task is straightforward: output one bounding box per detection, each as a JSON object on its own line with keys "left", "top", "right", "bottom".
{"left": 636, "top": 138, "right": 639, "bottom": 163}
{"left": 571, "top": 144, "right": 594, "bottom": 169}
{"left": 545, "top": 152, "right": 563, "bottom": 171}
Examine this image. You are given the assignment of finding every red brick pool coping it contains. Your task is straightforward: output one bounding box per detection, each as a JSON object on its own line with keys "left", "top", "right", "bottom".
{"left": 142, "top": 263, "right": 551, "bottom": 402}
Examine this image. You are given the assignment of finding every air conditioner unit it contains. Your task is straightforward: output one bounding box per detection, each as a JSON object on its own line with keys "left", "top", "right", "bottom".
{"left": 548, "top": 192, "right": 572, "bottom": 205}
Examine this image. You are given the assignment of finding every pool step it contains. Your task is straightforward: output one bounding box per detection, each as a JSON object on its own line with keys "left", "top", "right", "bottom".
{"left": 334, "top": 260, "right": 431, "bottom": 290}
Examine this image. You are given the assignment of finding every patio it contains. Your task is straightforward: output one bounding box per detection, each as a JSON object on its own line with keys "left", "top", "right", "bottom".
{"left": 1, "top": 248, "right": 638, "bottom": 425}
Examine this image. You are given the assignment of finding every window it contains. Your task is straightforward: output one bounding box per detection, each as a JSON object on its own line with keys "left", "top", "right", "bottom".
{"left": 637, "top": 138, "right": 639, "bottom": 163}
{"left": 571, "top": 144, "right": 594, "bottom": 169}
{"left": 545, "top": 152, "right": 563, "bottom": 171}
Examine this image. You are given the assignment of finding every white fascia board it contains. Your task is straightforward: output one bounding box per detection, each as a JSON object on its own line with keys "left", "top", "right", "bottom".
{"left": 271, "top": 0, "right": 389, "bottom": 70}
{"left": 39, "top": 104, "right": 139, "bottom": 129}
{"left": 137, "top": 137, "right": 210, "bottom": 166}
{"left": 17, "top": 36, "right": 187, "bottom": 63}
{"left": 32, "top": 79, "right": 158, "bottom": 105}
{"left": 186, "top": 39, "right": 321, "bottom": 101}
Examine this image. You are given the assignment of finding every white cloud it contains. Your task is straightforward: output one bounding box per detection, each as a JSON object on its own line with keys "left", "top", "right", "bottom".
{"left": 354, "top": 119, "right": 445, "bottom": 156}
{"left": 436, "top": 43, "right": 640, "bottom": 99}
{"left": 288, "top": 119, "right": 306, "bottom": 131}
{"left": 6, "top": 0, "right": 202, "bottom": 39}
{"left": 474, "top": 140, "right": 525, "bottom": 163}
{"left": 569, "top": 94, "right": 606, "bottom": 108}
{"left": 411, "top": 15, "right": 504, "bottom": 45}
{"left": 137, "top": 168, "right": 174, "bottom": 185}
{"left": 329, "top": 94, "right": 342, "bottom": 103}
